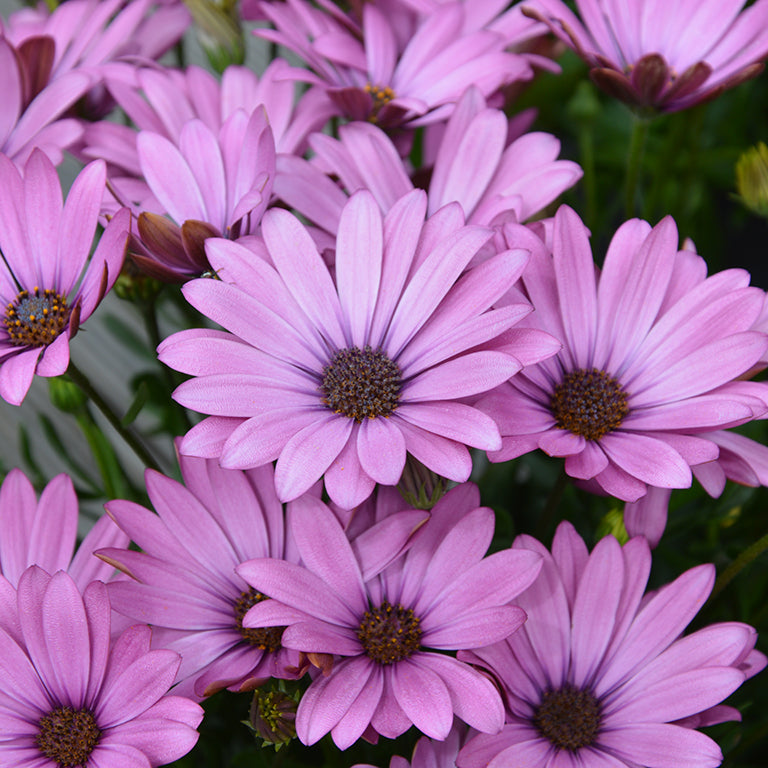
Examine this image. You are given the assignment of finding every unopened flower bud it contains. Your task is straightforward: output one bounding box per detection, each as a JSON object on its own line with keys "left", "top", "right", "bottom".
{"left": 246, "top": 684, "right": 299, "bottom": 750}
{"left": 735, "top": 142, "right": 768, "bottom": 218}
{"left": 182, "top": 0, "right": 244, "bottom": 72}
{"left": 398, "top": 456, "right": 446, "bottom": 510}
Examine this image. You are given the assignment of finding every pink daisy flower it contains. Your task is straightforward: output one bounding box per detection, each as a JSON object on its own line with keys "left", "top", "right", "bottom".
{"left": 255, "top": 0, "right": 532, "bottom": 128}
{"left": 4, "top": 0, "right": 190, "bottom": 117}
{"left": 277, "top": 87, "right": 581, "bottom": 239}
{"left": 0, "top": 567, "right": 202, "bottom": 767}
{"left": 98, "top": 451, "right": 304, "bottom": 700}
{"left": 0, "top": 468, "right": 128, "bottom": 591}
{"left": 0, "top": 35, "right": 91, "bottom": 167}
{"left": 523, "top": 0, "right": 768, "bottom": 112}
{"left": 125, "top": 106, "right": 275, "bottom": 281}
{"left": 236, "top": 485, "right": 543, "bottom": 748}
{"left": 457, "top": 521, "right": 766, "bottom": 768}
{"left": 159, "top": 188, "right": 559, "bottom": 509}
{"left": 481, "top": 205, "right": 768, "bottom": 502}
{"left": 0, "top": 150, "right": 129, "bottom": 406}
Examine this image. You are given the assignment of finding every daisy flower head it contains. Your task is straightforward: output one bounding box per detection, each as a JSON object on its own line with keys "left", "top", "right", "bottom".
{"left": 0, "top": 567, "right": 203, "bottom": 767}
{"left": 0, "top": 149, "right": 129, "bottom": 405}
{"left": 127, "top": 105, "right": 276, "bottom": 281}
{"left": 354, "top": 722, "right": 467, "bottom": 768}
{"left": 523, "top": 0, "right": 768, "bottom": 113}
{"left": 98, "top": 449, "right": 303, "bottom": 700}
{"left": 457, "top": 521, "right": 766, "bottom": 768}
{"left": 0, "top": 34, "right": 91, "bottom": 167}
{"left": 481, "top": 205, "right": 768, "bottom": 502}
{"left": 0, "top": 468, "right": 129, "bottom": 591}
{"left": 255, "top": 0, "right": 533, "bottom": 129}
{"left": 159, "top": 188, "right": 560, "bottom": 509}
{"left": 276, "top": 86, "right": 582, "bottom": 239}
{"left": 236, "top": 485, "right": 543, "bottom": 748}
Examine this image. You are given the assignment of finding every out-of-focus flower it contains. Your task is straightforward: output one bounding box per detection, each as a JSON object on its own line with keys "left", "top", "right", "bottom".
{"left": 0, "top": 150, "right": 129, "bottom": 405}
{"left": 182, "top": 0, "right": 244, "bottom": 72}
{"left": 237, "top": 485, "right": 542, "bottom": 748}
{"left": 159, "top": 189, "right": 560, "bottom": 509}
{"left": 0, "top": 468, "right": 128, "bottom": 591}
{"left": 523, "top": 0, "right": 768, "bottom": 113}
{"left": 255, "top": 0, "right": 532, "bottom": 129}
{"left": 3, "top": 0, "right": 190, "bottom": 117}
{"left": 276, "top": 87, "right": 581, "bottom": 240}
{"left": 98, "top": 451, "right": 303, "bottom": 700}
{"left": 735, "top": 142, "right": 768, "bottom": 218}
{"left": 0, "top": 567, "right": 203, "bottom": 767}
{"left": 458, "top": 521, "right": 767, "bottom": 768}
{"left": 481, "top": 205, "right": 768, "bottom": 502}
{"left": 0, "top": 36, "right": 91, "bottom": 166}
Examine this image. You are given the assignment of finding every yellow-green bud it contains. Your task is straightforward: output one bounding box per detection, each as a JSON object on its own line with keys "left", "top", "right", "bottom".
{"left": 182, "top": 0, "right": 245, "bottom": 73}
{"left": 49, "top": 376, "right": 87, "bottom": 414}
{"left": 735, "top": 142, "right": 768, "bottom": 218}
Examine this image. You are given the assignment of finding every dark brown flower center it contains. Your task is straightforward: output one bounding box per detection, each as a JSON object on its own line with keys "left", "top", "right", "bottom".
{"left": 534, "top": 685, "right": 602, "bottom": 751}
{"left": 234, "top": 588, "right": 284, "bottom": 652}
{"left": 357, "top": 600, "right": 422, "bottom": 664}
{"left": 551, "top": 368, "right": 629, "bottom": 440}
{"left": 37, "top": 706, "right": 101, "bottom": 767}
{"left": 4, "top": 288, "right": 70, "bottom": 347}
{"left": 364, "top": 82, "right": 395, "bottom": 121}
{"left": 320, "top": 345, "right": 401, "bottom": 422}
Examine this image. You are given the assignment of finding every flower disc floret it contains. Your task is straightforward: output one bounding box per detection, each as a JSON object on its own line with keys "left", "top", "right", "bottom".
{"left": 4, "top": 288, "right": 70, "bottom": 347}
{"left": 534, "top": 686, "right": 601, "bottom": 751}
{"left": 36, "top": 707, "right": 101, "bottom": 767}
{"left": 551, "top": 368, "right": 629, "bottom": 440}
{"left": 321, "top": 345, "right": 402, "bottom": 421}
{"left": 235, "top": 588, "right": 285, "bottom": 652}
{"left": 357, "top": 600, "right": 422, "bottom": 664}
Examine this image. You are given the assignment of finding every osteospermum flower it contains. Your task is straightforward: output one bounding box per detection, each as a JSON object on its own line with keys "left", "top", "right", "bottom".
{"left": 159, "top": 188, "right": 560, "bottom": 508}
{"left": 457, "top": 522, "right": 766, "bottom": 768}
{"left": 0, "top": 35, "right": 91, "bottom": 166}
{"left": 98, "top": 450, "right": 304, "bottom": 699}
{"left": 277, "top": 87, "right": 581, "bottom": 239}
{"left": 0, "top": 468, "right": 128, "bottom": 591}
{"left": 354, "top": 722, "right": 467, "bottom": 768}
{"left": 255, "top": 0, "right": 532, "bottom": 128}
{"left": 481, "top": 205, "right": 768, "bottom": 502}
{"left": 0, "top": 150, "right": 129, "bottom": 405}
{"left": 127, "top": 107, "right": 275, "bottom": 281}
{"left": 0, "top": 567, "right": 203, "bottom": 767}
{"left": 237, "top": 485, "right": 543, "bottom": 748}
{"left": 523, "top": 0, "right": 768, "bottom": 112}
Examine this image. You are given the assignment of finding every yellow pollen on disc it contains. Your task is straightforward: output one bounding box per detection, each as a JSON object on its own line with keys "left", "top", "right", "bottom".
{"left": 4, "top": 287, "right": 70, "bottom": 347}
{"left": 364, "top": 82, "right": 396, "bottom": 122}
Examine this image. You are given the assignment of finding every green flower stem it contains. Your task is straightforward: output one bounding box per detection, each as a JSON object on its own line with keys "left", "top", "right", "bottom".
{"left": 624, "top": 115, "right": 650, "bottom": 218}
{"left": 536, "top": 466, "right": 569, "bottom": 540}
{"left": 66, "top": 359, "right": 163, "bottom": 473}
{"left": 710, "top": 529, "right": 768, "bottom": 601}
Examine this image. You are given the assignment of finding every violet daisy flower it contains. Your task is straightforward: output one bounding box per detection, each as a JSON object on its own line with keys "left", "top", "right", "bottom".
{"left": 276, "top": 87, "right": 581, "bottom": 239}
{"left": 0, "top": 468, "right": 129, "bottom": 591}
{"left": 0, "top": 567, "right": 203, "bottom": 767}
{"left": 0, "top": 150, "right": 129, "bottom": 406}
{"left": 255, "top": 0, "right": 532, "bottom": 128}
{"left": 159, "top": 188, "right": 560, "bottom": 508}
{"left": 480, "top": 205, "right": 768, "bottom": 502}
{"left": 457, "top": 521, "right": 766, "bottom": 768}
{"left": 97, "top": 451, "right": 305, "bottom": 700}
{"left": 126, "top": 106, "right": 275, "bottom": 281}
{"left": 523, "top": 0, "right": 768, "bottom": 112}
{"left": 236, "top": 485, "right": 543, "bottom": 748}
{"left": 0, "top": 35, "right": 91, "bottom": 167}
